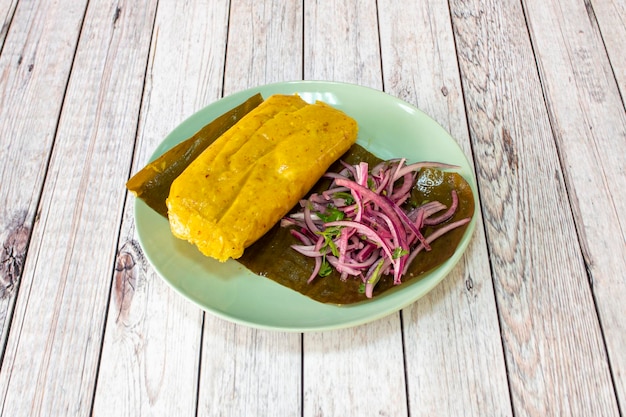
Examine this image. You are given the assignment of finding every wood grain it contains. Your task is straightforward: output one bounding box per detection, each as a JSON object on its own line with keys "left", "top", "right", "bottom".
{"left": 224, "top": 0, "right": 303, "bottom": 90}
{"left": 0, "top": 0, "right": 87, "bottom": 372}
{"left": 591, "top": 0, "right": 626, "bottom": 98}
{"left": 304, "top": 321, "right": 408, "bottom": 417}
{"left": 449, "top": 0, "right": 620, "bottom": 415}
{"left": 92, "top": 1, "right": 231, "bottom": 415}
{"left": 304, "top": 0, "right": 382, "bottom": 89}
{"left": 199, "top": 327, "right": 302, "bottom": 417}
{"left": 0, "top": 0, "right": 17, "bottom": 49}
{"left": 378, "top": 0, "right": 513, "bottom": 415}
{"left": 522, "top": 0, "right": 626, "bottom": 409}
{"left": 0, "top": 1, "right": 621, "bottom": 415}
{"left": 0, "top": 1, "right": 156, "bottom": 415}
{"left": 302, "top": 2, "right": 408, "bottom": 417}
{"left": 196, "top": 1, "right": 303, "bottom": 416}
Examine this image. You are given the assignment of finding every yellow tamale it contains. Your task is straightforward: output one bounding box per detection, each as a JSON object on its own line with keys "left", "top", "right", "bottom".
{"left": 166, "top": 94, "right": 359, "bottom": 262}
{"left": 126, "top": 93, "right": 263, "bottom": 217}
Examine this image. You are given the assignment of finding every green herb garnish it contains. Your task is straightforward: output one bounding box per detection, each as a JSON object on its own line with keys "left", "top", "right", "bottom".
{"left": 392, "top": 247, "right": 409, "bottom": 259}
{"left": 319, "top": 260, "right": 333, "bottom": 277}
{"left": 317, "top": 207, "right": 345, "bottom": 222}
{"left": 333, "top": 191, "right": 355, "bottom": 205}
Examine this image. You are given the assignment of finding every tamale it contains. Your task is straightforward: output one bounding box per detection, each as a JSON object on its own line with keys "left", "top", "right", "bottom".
{"left": 167, "top": 94, "right": 359, "bottom": 262}
{"left": 126, "top": 93, "right": 264, "bottom": 217}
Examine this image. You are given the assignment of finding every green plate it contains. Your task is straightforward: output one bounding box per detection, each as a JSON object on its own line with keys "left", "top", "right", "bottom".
{"left": 135, "top": 81, "right": 478, "bottom": 332}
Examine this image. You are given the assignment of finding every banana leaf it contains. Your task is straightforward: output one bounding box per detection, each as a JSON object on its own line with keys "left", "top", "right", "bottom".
{"left": 126, "top": 93, "right": 264, "bottom": 216}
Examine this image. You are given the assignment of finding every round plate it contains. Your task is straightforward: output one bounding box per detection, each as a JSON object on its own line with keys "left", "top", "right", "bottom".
{"left": 135, "top": 81, "right": 478, "bottom": 332}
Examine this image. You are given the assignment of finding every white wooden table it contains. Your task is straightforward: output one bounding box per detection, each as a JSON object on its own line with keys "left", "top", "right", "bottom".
{"left": 0, "top": 0, "right": 624, "bottom": 416}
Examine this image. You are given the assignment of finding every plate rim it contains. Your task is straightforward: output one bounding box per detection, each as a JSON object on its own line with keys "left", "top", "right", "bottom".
{"left": 134, "top": 80, "right": 478, "bottom": 332}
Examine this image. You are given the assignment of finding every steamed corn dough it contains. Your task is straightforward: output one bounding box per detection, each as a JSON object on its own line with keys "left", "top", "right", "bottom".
{"left": 167, "top": 94, "right": 359, "bottom": 261}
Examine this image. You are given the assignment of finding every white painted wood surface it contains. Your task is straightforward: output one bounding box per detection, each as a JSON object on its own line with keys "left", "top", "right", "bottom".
{"left": 449, "top": 0, "right": 620, "bottom": 415}
{"left": 0, "top": 0, "right": 17, "bottom": 49}
{"left": 591, "top": 0, "right": 626, "bottom": 97}
{"left": 0, "top": 1, "right": 156, "bottom": 415}
{"left": 0, "top": 0, "right": 623, "bottom": 416}
{"left": 522, "top": 0, "right": 626, "bottom": 410}
{"left": 0, "top": 0, "right": 88, "bottom": 375}
{"left": 304, "top": 0, "right": 382, "bottom": 89}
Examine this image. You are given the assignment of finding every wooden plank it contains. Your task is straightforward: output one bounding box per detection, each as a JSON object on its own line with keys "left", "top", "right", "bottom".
{"left": 448, "top": 0, "right": 621, "bottom": 415}
{"left": 303, "top": 321, "right": 407, "bottom": 417}
{"left": 302, "top": 2, "right": 408, "bottom": 416}
{"left": 304, "top": 0, "right": 382, "bottom": 89}
{"left": 223, "top": 0, "right": 303, "bottom": 91}
{"left": 0, "top": 0, "right": 87, "bottom": 364}
{"left": 91, "top": 1, "right": 231, "bottom": 415}
{"left": 377, "top": 1, "right": 513, "bottom": 415}
{"left": 590, "top": 0, "right": 626, "bottom": 98}
{"left": 196, "top": 1, "right": 303, "bottom": 416}
{"left": 0, "top": 0, "right": 18, "bottom": 49}
{"left": 0, "top": 1, "right": 157, "bottom": 416}
{"left": 522, "top": 0, "right": 626, "bottom": 409}
{"left": 199, "top": 327, "right": 302, "bottom": 417}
